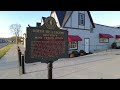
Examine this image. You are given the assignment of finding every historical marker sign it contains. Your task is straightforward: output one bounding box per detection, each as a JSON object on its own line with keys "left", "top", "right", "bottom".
{"left": 25, "top": 17, "right": 68, "bottom": 63}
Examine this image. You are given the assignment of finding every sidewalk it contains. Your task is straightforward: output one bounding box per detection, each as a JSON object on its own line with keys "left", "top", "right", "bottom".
{"left": 1, "top": 44, "right": 120, "bottom": 79}
{"left": 18, "top": 44, "right": 25, "bottom": 54}
{"left": 0, "top": 44, "right": 19, "bottom": 79}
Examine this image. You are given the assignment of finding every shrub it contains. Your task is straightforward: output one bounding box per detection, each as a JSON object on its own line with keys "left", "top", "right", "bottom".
{"left": 89, "top": 51, "right": 93, "bottom": 54}
{"left": 71, "top": 51, "right": 79, "bottom": 57}
{"left": 79, "top": 50, "right": 86, "bottom": 56}
{"left": 116, "top": 46, "right": 120, "bottom": 49}
{"left": 111, "top": 42, "right": 117, "bottom": 49}
{"left": 79, "top": 50, "right": 86, "bottom": 54}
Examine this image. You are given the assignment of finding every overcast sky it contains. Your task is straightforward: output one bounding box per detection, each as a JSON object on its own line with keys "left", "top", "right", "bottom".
{"left": 0, "top": 11, "right": 120, "bottom": 38}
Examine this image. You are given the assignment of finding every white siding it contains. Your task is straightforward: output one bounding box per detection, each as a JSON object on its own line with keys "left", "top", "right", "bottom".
{"left": 64, "top": 11, "right": 93, "bottom": 30}
{"left": 65, "top": 16, "right": 72, "bottom": 27}
{"left": 51, "top": 11, "right": 61, "bottom": 28}
{"left": 51, "top": 11, "right": 120, "bottom": 53}
{"left": 93, "top": 24, "right": 120, "bottom": 47}
{"left": 41, "top": 19, "right": 44, "bottom": 26}
{"left": 78, "top": 11, "right": 93, "bottom": 29}
{"left": 71, "top": 11, "right": 78, "bottom": 28}
{"left": 64, "top": 24, "right": 120, "bottom": 53}
{"left": 23, "top": 34, "right": 26, "bottom": 48}
{"left": 63, "top": 27, "right": 94, "bottom": 53}
{"left": 85, "top": 11, "right": 92, "bottom": 29}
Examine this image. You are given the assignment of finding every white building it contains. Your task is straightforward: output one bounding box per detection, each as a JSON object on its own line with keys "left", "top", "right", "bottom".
{"left": 23, "top": 33, "right": 26, "bottom": 47}
{"left": 50, "top": 11, "right": 120, "bottom": 53}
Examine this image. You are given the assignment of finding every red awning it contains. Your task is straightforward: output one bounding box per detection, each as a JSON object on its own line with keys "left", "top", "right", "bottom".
{"left": 68, "top": 35, "right": 82, "bottom": 41}
{"left": 99, "top": 33, "right": 114, "bottom": 38}
{"left": 116, "top": 35, "right": 120, "bottom": 38}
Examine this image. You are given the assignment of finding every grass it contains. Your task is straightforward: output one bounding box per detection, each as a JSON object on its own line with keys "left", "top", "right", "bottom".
{"left": 0, "top": 44, "right": 13, "bottom": 59}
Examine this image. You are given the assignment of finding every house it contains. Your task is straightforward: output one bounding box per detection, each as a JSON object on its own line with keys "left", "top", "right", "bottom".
{"left": 23, "top": 11, "right": 120, "bottom": 54}
{"left": 50, "top": 11, "right": 120, "bottom": 53}
{"left": 23, "top": 33, "right": 26, "bottom": 47}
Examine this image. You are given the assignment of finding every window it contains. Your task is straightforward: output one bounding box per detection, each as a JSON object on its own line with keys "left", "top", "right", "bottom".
{"left": 69, "top": 41, "right": 78, "bottom": 50}
{"left": 99, "top": 38, "right": 109, "bottom": 43}
{"left": 78, "top": 13, "right": 85, "bottom": 26}
{"left": 116, "top": 38, "right": 120, "bottom": 42}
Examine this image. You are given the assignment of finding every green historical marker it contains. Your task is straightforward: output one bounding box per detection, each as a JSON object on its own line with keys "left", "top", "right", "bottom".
{"left": 25, "top": 17, "right": 68, "bottom": 64}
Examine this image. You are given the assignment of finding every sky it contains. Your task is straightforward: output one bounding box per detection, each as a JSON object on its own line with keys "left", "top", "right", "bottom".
{"left": 0, "top": 11, "right": 51, "bottom": 38}
{"left": 90, "top": 11, "right": 120, "bottom": 26}
{"left": 1, "top": 11, "right": 120, "bottom": 38}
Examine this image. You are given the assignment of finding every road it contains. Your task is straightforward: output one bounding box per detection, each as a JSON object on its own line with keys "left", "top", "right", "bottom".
{"left": 0, "top": 44, "right": 120, "bottom": 79}
{"left": 0, "top": 43, "right": 10, "bottom": 49}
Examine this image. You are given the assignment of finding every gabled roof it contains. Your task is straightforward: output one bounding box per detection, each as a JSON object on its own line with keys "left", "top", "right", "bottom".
{"left": 62, "top": 11, "right": 73, "bottom": 27}
{"left": 87, "top": 11, "right": 95, "bottom": 28}
{"left": 51, "top": 11, "right": 66, "bottom": 26}
{"left": 42, "top": 17, "right": 47, "bottom": 22}
{"left": 51, "top": 11, "right": 95, "bottom": 28}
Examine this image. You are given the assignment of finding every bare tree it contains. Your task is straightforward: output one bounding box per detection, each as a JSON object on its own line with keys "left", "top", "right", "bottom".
{"left": 10, "top": 24, "right": 21, "bottom": 45}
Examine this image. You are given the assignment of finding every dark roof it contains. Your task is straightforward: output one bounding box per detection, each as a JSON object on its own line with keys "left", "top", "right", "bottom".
{"left": 51, "top": 11, "right": 95, "bottom": 28}
{"left": 87, "top": 11, "right": 95, "bottom": 28}
{"left": 42, "top": 17, "right": 46, "bottom": 22}
{"left": 51, "top": 11, "right": 66, "bottom": 26}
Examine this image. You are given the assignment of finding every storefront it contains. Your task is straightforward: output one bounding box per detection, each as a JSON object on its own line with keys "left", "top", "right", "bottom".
{"left": 68, "top": 35, "right": 82, "bottom": 51}
{"left": 99, "top": 33, "right": 114, "bottom": 43}
{"left": 23, "top": 11, "right": 120, "bottom": 54}
{"left": 115, "top": 35, "right": 120, "bottom": 46}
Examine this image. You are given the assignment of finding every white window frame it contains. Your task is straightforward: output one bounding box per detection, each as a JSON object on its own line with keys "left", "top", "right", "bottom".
{"left": 78, "top": 13, "right": 85, "bottom": 26}
{"left": 116, "top": 38, "right": 120, "bottom": 42}
{"left": 99, "top": 38, "right": 109, "bottom": 43}
{"left": 69, "top": 41, "right": 78, "bottom": 50}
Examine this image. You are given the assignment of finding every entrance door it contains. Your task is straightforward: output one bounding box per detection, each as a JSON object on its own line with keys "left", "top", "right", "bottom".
{"left": 84, "top": 38, "right": 90, "bottom": 53}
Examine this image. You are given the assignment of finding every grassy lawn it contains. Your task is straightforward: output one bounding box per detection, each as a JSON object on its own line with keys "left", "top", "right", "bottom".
{"left": 0, "top": 44, "right": 13, "bottom": 59}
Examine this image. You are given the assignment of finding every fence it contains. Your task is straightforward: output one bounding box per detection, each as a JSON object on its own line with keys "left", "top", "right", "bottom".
{"left": 18, "top": 46, "right": 25, "bottom": 75}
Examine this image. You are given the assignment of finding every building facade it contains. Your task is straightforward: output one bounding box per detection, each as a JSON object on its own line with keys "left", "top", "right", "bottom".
{"left": 50, "top": 11, "right": 120, "bottom": 53}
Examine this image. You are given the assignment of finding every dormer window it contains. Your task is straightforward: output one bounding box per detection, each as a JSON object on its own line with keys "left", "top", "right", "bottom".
{"left": 78, "top": 13, "right": 85, "bottom": 26}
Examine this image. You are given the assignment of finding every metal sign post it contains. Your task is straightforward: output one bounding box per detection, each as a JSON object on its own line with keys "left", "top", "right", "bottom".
{"left": 18, "top": 47, "right": 22, "bottom": 75}
{"left": 25, "top": 17, "right": 68, "bottom": 79}
{"left": 21, "top": 54, "right": 25, "bottom": 74}
{"left": 19, "top": 51, "right": 22, "bottom": 66}
{"left": 47, "top": 61, "right": 53, "bottom": 79}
